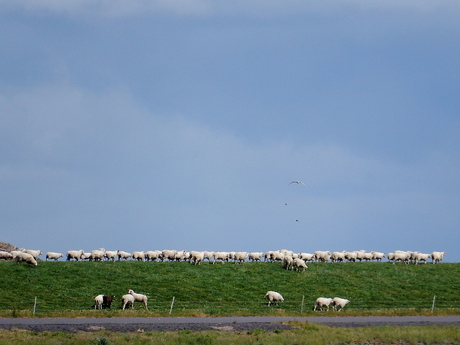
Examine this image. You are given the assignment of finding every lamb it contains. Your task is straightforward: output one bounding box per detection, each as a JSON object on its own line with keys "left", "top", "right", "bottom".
{"left": 94, "top": 294, "right": 104, "bottom": 309}
{"left": 117, "top": 250, "right": 132, "bottom": 261}
{"left": 25, "top": 249, "right": 42, "bottom": 260}
{"left": 332, "top": 297, "right": 350, "bottom": 311}
{"left": 128, "top": 289, "right": 148, "bottom": 310}
{"left": 67, "top": 250, "right": 84, "bottom": 261}
{"left": 431, "top": 251, "right": 446, "bottom": 264}
{"left": 314, "top": 297, "right": 333, "bottom": 311}
{"left": 0, "top": 251, "right": 13, "bottom": 260}
{"left": 14, "top": 252, "right": 37, "bottom": 266}
{"left": 121, "top": 294, "right": 135, "bottom": 310}
{"left": 132, "top": 251, "right": 146, "bottom": 262}
{"left": 265, "top": 291, "right": 284, "bottom": 306}
{"left": 293, "top": 258, "right": 308, "bottom": 271}
{"left": 46, "top": 252, "right": 63, "bottom": 261}
{"left": 102, "top": 295, "right": 115, "bottom": 309}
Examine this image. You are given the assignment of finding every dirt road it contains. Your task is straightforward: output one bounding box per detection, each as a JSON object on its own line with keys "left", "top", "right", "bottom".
{"left": 0, "top": 316, "right": 459, "bottom": 333}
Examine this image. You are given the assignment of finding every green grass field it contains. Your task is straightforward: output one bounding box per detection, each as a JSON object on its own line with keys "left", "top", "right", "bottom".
{"left": 0, "top": 261, "right": 459, "bottom": 317}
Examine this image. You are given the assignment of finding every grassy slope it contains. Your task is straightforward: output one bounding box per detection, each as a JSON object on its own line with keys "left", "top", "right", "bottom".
{"left": 0, "top": 261, "right": 459, "bottom": 316}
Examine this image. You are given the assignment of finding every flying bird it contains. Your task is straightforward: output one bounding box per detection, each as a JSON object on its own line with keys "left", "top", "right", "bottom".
{"left": 289, "top": 180, "right": 306, "bottom": 186}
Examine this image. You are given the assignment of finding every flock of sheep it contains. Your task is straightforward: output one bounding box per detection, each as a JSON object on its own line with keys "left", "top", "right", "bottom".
{"left": 0, "top": 248, "right": 446, "bottom": 266}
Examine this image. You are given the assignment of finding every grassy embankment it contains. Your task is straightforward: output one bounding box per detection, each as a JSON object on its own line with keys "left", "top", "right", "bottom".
{"left": 0, "top": 261, "right": 459, "bottom": 317}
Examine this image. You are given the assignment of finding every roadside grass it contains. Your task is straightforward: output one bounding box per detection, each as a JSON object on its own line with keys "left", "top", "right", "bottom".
{"left": 0, "top": 324, "right": 459, "bottom": 345}
{"left": 0, "top": 261, "right": 459, "bottom": 317}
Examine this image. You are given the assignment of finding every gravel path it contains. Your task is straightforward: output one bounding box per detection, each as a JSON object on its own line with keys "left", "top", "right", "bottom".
{"left": 0, "top": 316, "right": 459, "bottom": 333}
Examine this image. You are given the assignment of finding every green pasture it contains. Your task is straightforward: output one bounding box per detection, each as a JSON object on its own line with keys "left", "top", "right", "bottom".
{"left": 0, "top": 261, "right": 459, "bottom": 317}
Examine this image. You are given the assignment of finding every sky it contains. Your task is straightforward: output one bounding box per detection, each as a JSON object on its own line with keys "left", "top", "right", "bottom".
{"left": 1, "top": 0, "right": 459, "bottom": 262}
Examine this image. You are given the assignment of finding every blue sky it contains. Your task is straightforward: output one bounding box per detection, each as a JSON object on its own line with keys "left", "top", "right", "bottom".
{"left": 1, "top": 1, "right": 459, "bottom": 262}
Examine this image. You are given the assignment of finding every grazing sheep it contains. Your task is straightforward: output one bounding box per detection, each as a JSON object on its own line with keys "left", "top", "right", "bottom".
{"left": 332, "top": 297, "right": 350, "bottom": 311}
{"left": 293, "top": 258, "right": 308, "bottom": 271}
{"left": 265, "top": 291, "right": 284, "bottom": 306}
{"left": 67, "top": 250, "right": 84, "bottom": 261}
{"left": 94, "top": 294, "right": 104, "bottom": 309}
{"left": 14, "top": 252, "right": 37, "bottom": 266}
{"left": 283, "top": 255, "right": 293, "bottom": 270}
{"left": 90, "top": 249, "right": 105, "bottom": 261}
{"left": 431, "top": 251, "right": 446, "bottom": 264}
{"left": 128, "top": 289, "right": 148, "bottom": 310}
{"left": 122, "top": 294, "right": 135, "bottom": 310}
{"left": 46, "top": 252, "right": 63, "bottom": 261}
{"left": 0, "top": 251, "right": 13, "bottom": 260}
{"left": 24, "top": 249, "right": 42, "bottom": 260}
{"left": 117, "top": 250, "right": 132, "bottom": 261}
{"left": 314, "top": 297, "right": 333, "bottom": 311}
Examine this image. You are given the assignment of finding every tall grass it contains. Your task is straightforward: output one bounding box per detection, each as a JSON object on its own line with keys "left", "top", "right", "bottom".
{"left": 0, "top": 261, "right": 459, "bottom": 316}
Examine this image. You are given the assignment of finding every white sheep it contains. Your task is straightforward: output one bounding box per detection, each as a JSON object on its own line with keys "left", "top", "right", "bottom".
{"left": 203, "top": 251, "right": 214, "bottom": 262}
{"left": 265, "top": 291, "right": 284, "bottom": 306}
{"left": 128, "top": 289, "right": 148, "bottom": 310}
{"left": 213, "top": 252, "right": 230, "bottom": 264}
{"left": 393, "top": 251, "right": 410, "bottom": 264}
{"left": 344, "top": 251, "right": 357, "bottom": 262}
{"left": 46, "top": 252, "right": 63, "bottom": 261}
{"left": 104, "top": 251, "right": 118, "bottom": 261}
{"left": 371, "top": 251, "right": 385, "bottom": 261}
{"left": 233, "top": 252, "right": 248, "bottom": 264}
{"left": 14, "top": 252, "right": 37, "bottom": 266}
{"left": 121, "top": 294, "right": 135, "bottom": 310}
{"left": 331, "top": 251, "right": 345, "bottom": 263}
{"left": 298, "top": 253, "right": 315, "bottom": 262}
{"left": 314, "top": 297, "right": 333, "bottom": 311}
{"left": 132, "top": 251, "right": 146, "bottom": 262}
{"left": 189, "top": 251, "right": 205, "bottom": 265}
{"left": 94, "top": 294, "right": 104, "bottom": 309}
{"left": 81, "top": 252, "right": 92, "bottom": 260}
{"left": 24, "top": 249, "right": 42, "bottom": 260}
{"left": 145, "top": 250, "right": 162, "bottom": 261}
{"left": 293, "top": 258, "right": 308, "bottom": 271}
{"left": 248, "top": 252, "right": 264, "bottom": 262}
{"left": 161, "top": 250, "right": 177, "bottom": 261}
{"left": 0, "top": 251, "right": 13, "bottom": 260}
{"left": 414, "top": 253, "right": 431, "bottom": 264}
{"left": 283, "top": 255, "right": 293, "bottom": 270}
{"left": 90, "top": 249, "right": 105, "bottom": 261}
{"left": 314, "top": 251, "right": 331, "bottom": 262}
{"left": 66, "top": 250, "right": 84, "bottom": 261}
{"left": 332, "top": 297, "right": 350, "bottom": 311}
{"left": 431, "top": 251, "right": 445, "bottom": 264}
{"left": 117, "top": 250, "right": 132, "bottom": 261}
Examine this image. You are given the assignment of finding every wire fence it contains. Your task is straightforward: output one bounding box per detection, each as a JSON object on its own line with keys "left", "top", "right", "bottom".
{"left": 1, "top": 295, "right": 459, "bottom": 315}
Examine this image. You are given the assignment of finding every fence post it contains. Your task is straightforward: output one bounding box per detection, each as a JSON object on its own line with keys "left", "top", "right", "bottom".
{"left": 431, "top": 295, "right": 436, "bottom": 313}
{"left": 170, "top": 296, "right": 175, "bottom": 314}
{"left": 33, "top": 296, "right": 37, "bottom": 316}
{"left": 301, "top": 295, "right": 305, "bottom": 313}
